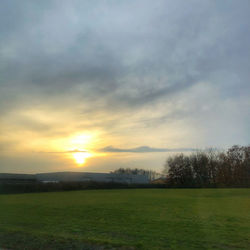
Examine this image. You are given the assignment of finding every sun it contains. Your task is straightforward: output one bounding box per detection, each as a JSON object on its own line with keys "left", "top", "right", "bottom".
{"left": 54, "top": 132, "right": 99, "bottom": 165}
{"left": 72, "top": 152, "right": 92, "bottom": 165}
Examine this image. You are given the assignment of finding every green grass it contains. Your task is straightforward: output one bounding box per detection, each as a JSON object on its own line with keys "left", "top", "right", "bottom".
{"left": 0, "top": 189, "right": 249, "bottom": 249}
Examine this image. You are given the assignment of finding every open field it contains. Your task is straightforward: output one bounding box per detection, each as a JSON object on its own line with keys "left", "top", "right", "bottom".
{"left": 0, "top": 189, "right": 249, "bottom": 249}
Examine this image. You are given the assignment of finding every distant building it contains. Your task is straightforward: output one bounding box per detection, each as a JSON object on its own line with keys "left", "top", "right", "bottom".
{"left": 36, "top": 172, "right": 149, "bottom": 184}
{"left": 0, "top": 172, "right": 151, "bottom": 184}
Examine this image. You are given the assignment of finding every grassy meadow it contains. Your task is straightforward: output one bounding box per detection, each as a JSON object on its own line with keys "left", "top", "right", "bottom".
{"left": 0, "top": 189, "right": 249, "bottom": 249}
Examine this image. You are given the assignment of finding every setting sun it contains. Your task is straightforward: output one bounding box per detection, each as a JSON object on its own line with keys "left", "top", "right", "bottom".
{"left": 72, "top": 152, "right": 92, "bottom": 165}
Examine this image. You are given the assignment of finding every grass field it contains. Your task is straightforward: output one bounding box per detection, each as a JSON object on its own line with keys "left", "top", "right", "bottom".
{"left": 0, "top": 189, "right": 249, "bottom": 249}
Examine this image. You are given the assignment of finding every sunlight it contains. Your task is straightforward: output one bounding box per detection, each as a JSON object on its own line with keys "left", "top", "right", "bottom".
{"left": 72, "top": 152, "right": 92, "bottom": 165}
{"left": 46, "top": 132, "right": 103, "bottom": 166}
{"left": 69, "top": 133, "right": 93, "bottom": 149}
{"left": 69, "top": 133, "right": 94, "bottom": 165}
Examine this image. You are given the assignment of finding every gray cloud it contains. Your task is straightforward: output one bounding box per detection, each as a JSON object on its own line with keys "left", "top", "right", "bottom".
{"left": 1, "top": 0, "right": 249, "bottom": 111}
{"left": 100, "top": 146, "right": 196, "bottom": 153}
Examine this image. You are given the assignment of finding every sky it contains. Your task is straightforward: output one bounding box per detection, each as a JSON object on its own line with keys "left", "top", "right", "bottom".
{"left": 0, "top": 0, "right": 250, "bottom": 174}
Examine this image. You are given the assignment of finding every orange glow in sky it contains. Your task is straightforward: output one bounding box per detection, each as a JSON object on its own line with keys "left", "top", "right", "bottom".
{"left": 72, "top": 152, "right": 92, "bottom": 165}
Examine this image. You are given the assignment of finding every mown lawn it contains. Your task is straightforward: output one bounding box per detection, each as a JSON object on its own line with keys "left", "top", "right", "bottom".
{"left": 0, "top": 189, "right": 249, "bottom": 249}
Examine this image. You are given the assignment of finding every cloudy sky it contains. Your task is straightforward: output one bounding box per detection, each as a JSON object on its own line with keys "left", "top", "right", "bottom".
{"left": 1, "top": 0, "right": 250, "bottom": 173}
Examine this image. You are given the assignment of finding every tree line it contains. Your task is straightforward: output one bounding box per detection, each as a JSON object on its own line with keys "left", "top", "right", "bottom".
{"left": 164, "top": 145, "right": 250, "bottom": 188}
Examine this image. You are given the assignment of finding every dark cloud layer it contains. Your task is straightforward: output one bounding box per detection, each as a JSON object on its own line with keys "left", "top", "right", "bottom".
{"left": 1, "top": 1, "right": 249, "bottom": 113}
